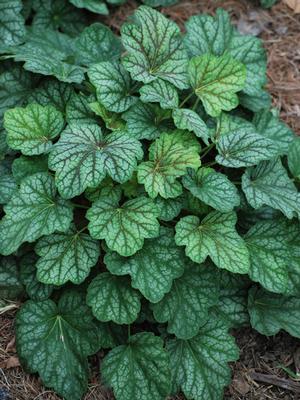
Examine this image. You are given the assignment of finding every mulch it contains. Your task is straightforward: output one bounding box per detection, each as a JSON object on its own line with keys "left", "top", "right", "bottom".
{"left": 1, "top": 1, "right": 300, "bottom": 399}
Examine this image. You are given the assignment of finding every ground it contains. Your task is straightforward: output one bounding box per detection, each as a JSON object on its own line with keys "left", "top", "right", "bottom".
{"left": 1, "top": 1, "right": 300, "bottom": 399}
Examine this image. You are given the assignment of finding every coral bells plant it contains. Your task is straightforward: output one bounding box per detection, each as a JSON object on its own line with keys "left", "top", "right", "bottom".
{"left": 0, "top": 2, "right": 300, "bottom": 400}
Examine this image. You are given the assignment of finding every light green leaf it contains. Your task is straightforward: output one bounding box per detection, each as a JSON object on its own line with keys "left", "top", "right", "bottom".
{"left": 87, "top": 196, "right": 160, "bottom": 256}
{"left": 66, "top": 93, "right": 97, "bottom": 125}
{"left": 288, "top": 137, "right": 300, "bottom": 179}
{"left": 19, "top": 253, "right": 53, "bottom": 301}
{"left": 4, "top": 104, "right": 64, "bottom": 155}
{"left": 69, "top": 0, "right": 108, "bottom": 14}
{"left": 104, "top": 227, "right": 185, "bottom": 303}
{"left": 15, "top": 292, "right": 99, "bottom": 400}
{"left": 175, "top": 212, "right": 250, "bottom": 273}
{"left": 188, "top": 53, "right": 246, "bottom": 117}
{"left": 0, "top": 0, "right": 25, "bottom": 47}
{"left": 167, "top": 318, "right": 239, "bottom": 400}
{"left": 138, "top": 131, "right": 200, "bottom": 198}
{"left": 87, "top": 272, "right": 141, "bottom": 324}
{"left": 242, "top": 158, "right": 300, "bottom": 219}
{"left": 12, "top": 155, "right": 48, "bottom": 183}
{"left": 152, "top": 262, "right": 219, "bottom": 339}
{"left": 0, "top": 173, "right": 73, "bottom": 255}
{"left": 121, "top": 6, "right": 188, "bottom": 89}
{"left": 245, "top": 220, "right": 290, "bottom": 293}
{"left": 248, "top": 286, "right": 300, "bottom": 338}
{"left": 49, "top": 124, "right": 143, "bottom": 199}
{"left": 216, "top": 127, "right": 279, "bottom": 168}
{"left": 253, "top": 109, "right": 294, "bottom": 154}
{"left": 123, "top": 102, "right": 173, "bottom": 140}
{"left": 182, "top": 167, "right": 240, "bottom": 212}
{"left": 89, "top": 101, "right": 126, "bottom": 131}
{"left": 0, "top": 256, "right": 23, "bottom": 299}
{"left": 210, "top": 112, "right": 254, "bottom": 143}
{"left": 88, "top": 62, "right": 137, "bottom": 113}
{"left": 35, "top": 226, "right": 100, "bottom": 285}
{"left": 139, "top": 79, "right": 179, "bottom": 109}
{"left": 172, "top": 108, "right": 209, "bottom": 143}
{"left": 28, "top": 79, "right": 74, "bottom": 114}
{"left": 101, "top": 332, "right": 171, "bottom": 400}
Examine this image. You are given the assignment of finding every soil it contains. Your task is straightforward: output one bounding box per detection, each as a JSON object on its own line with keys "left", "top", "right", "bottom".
{"left": 1, "top": 1, "right": 300, "bottom": 399}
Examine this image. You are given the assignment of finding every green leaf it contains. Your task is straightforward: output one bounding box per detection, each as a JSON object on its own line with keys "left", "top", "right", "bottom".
{"left": 211, "top": 271, "right": 250, "bottom": 328}
{"left": 15, "top": 292, "right": 99, "bottom": 400}
{"left": 253, "top": 109, "right": 294, "bottom": 155}
{"left": 66, "top": 93, "right": 97, "bottom": 125}
{"left": 12, "top": 155, "right": 48, "bottom": 183}
{"left": 35, "top": 226, "right": 100, "bottom": 285}
{"left": 89, "top": 101, "right": 126, "bottom": 131}
{"left": 182, "top": 168, "right": 240, "bottom": 212}
{"left": 0, "top": 163, "right": 17, "bottom": 205}
{"left": 49, "top": 124, "right": 143, "bottom": 199}
{"left": 88, "top": 62, "right": 137, "bottom": 113}
{"left": 4, "top": 104, "right": 64, "bottom": 155}
{"left": 242, "top": 158, "right": 300, "bottom": 219}
{"left": 210, "top": 112, "right": 254, "bottom": 143}
{"left": 0, "top": 0, "right": 25, "bottom": 47}
{"left": 172, "top": 108, "right": 209, "bottom": 143}
{"left": 87, "top": 272, "right": 141, "bottom": 324}
{"left": 101, "top": 332, "right": 171, "bottom": 400}
{"left": 175, "top": 212, "right": 250, "bottom": 273}
{"left": 154, "top": 195, "right": 183, "bottom": 221}
{"left": 28, "top": 79, "right": 74, "bottom": 114}
{"left": 0, "top": 173, "right": 73, "bottom": 255}
{"left": 184, "top": 9, "right": 267, "bottom": 103}
{"left": 152, "top": 262, "right": 219, "bottom": 339}
{"left": 19, "top": 253, "right": 53, "bottom": 301}
{"left": 216, "top": 126, "right": 279, "bottom": 168}
{"left": 142, "top": 0, "right": 177, "bottom": 5}
{"left": 104, "top": 227, "right": 185, "bottom": 303}
{"left": 248, "top": 286, "right": 300, "bottom": 338}
{"left": 0, "top": 256, "right": 23, "bottom": 299}
{"left": 288, "top": 137, "right": 300, "bottom": 179}
{"left": 85, "top": 177, "right": 122, "bottom": 203}
{"left": 87, "top": 196, "right": 160, "bottom": 256}
{"left": 188, "top": 53, "right": 246, "bottom": 117}
{"left": 167, "top": 318, "right": 239, "bottom": 400}
{"left": 121, "top": 5, "right": 188, "bottom": 89}
{"left": 245, "top": 220, "right": 290, "bottom": 293}
{"left": 69, "top": 0, "right": 108, "bottom": 14}
{"left": 139, "top": 79, "right": 179, "bottom": 109}
{"left": 75, "top": 23, "right": 122, "bottom": 65}
{"left": 137, "top": 131, "right": 201, "bottom": 198}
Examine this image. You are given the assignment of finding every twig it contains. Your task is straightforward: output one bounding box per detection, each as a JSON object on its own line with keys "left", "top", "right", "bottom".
{"left": 249, "top": 372, "right": 300, "bottom": 393}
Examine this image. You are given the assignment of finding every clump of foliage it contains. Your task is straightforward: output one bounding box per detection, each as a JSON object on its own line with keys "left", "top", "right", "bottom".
{"left": 1, "top": 2, "right": 300, "bottom": 400}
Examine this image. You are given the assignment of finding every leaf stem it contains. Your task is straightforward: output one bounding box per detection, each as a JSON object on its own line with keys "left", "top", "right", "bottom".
{"left": 200, "top": 143, "right": 215, "bottom": 159}
{"left": 72, "top": 203, "right": 89, "bottom": 210}
{"left": 179, "top": 92, "right": 194, "bottom": 108}
{"left": 202, "top": 160, "right": 217, "bottom": 168}
{"left": 192, "top": 97, "right": 200, "bottom": 111}
{"left": 128, "top": 324, "right": 131, "bottom": 339}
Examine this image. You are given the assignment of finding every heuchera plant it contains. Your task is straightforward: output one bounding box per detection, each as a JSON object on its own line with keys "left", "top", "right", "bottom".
{"left": 1, "top": 2, "right": 300, "bottom": 400}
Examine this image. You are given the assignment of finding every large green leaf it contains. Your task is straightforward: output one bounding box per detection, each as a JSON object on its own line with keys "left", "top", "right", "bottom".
{"left": 242, "top": 158, "right": 300, "bottom": 219}
{"left": 87, "top": 196, "right": 160, "bottom": 256}
{"left": 248, "top": 286, "right": 300, "bottom": 338}
{"left": 139, "top": 79, "right": 179, "bottom": 109}
{"left": 88, "top": 62, "right": 137, "bottom": 113}
{"left": 104, "top": 227, "right": 185, "bottom": 303}
{"left": 0, "top": 256, "right": 23, "bottom": 299}
{"left": 182, "top": 168, "right": 240, "bottom": 212}
{"left": 0, "top": 0, "right": 25, "bottom": 47}
{"left": 0, "top": 173, "right": 73, "bottom": 255}
{"left": 69, "top": 0, "right": 108, "bottom": 15}
{"left": 175, "top": 212, "right": 250, "bottom": 273}
{"left": 172, "top": 108, "right": 209, "bottom": 143}
{"left": 138, "top": 131, "right": 200, "bottom": 198}
{"left": 216, "top": 126, "right": 279, "bottom": 168}
{"left": 123, "top": 102, "right": 173, "bottom": 140}
{"left": 101, "top": 332, "right": 171, "bottom": 400}
{"left": 19, "top": 253, "right": 53, "bottom": 301}
{"left": 87, "top": 272, "right": 141, "bottom": 324}
{"left": 167, "top": 318, "right": 239, "bottom": 400}
{"left": 184, "top": 9, "right": 267, "bottom": 104}
{"left": 244, "top": 220, "right": 291, "bottom": 293}
{"left": 154, "top": 195, "right": 183, "bottom": 221}
{"left": 121, "top": 6, "right": 188, "bottom": 89}
{"left": 253, "top": 109, "right": 294, "bottom": 155}
{"left": 49, "top": 124, "right": 143, "bottom": 199}
{"left": 15, "top": 292, "right": 99, "bottom": 400}
{"left": 0, "top": 162, "right": 17, "bottom": 205}
{"left": 35, "top": 226, "right": 100, "bottom": 285}
{"left": 152, "top": 262, "right": 220, "bottom": 339}
{"left": 288, "top": 137, "right": 300, "bottom": 179}
{"left": 188, "top": 53, "right": 246, "bottom": 117}
{"left": 12, "top": 155, "right": 48, "bottom": 183}
{"left": 4, "top": 104, "right": 64, "bottom": 155}
{"left": 66, "top": 93, "right": 97, "bottom": 125}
